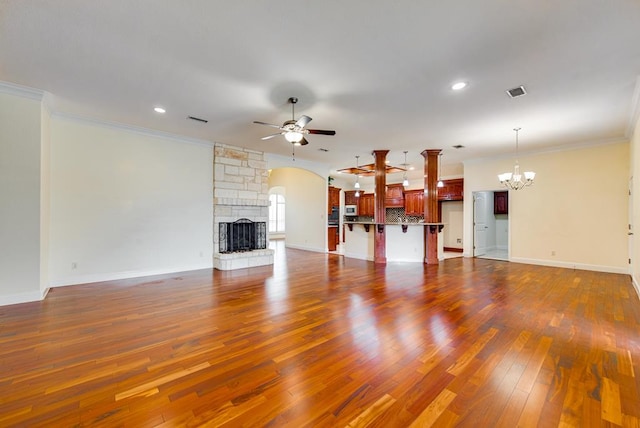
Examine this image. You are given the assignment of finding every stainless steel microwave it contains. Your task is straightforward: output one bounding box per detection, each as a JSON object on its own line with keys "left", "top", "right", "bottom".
{"left": 345, "top": 205, "right": 358, "bottom": 216}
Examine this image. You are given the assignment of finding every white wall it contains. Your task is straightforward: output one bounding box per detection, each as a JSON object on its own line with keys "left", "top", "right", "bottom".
{"left": 495, "top": 215, "right": 508, "bottom": 250}
{"left": 40, "top": 101, "right": 51, "bottom": 295}
{"left": 441, "top": 201, "right": 463, "bottom": 249}
{"left": 630, "top": 100, "right": 640, "bottom": 295}
{"left": 268, "top": 167, "right": 326, "bottom": 252}
{"left": 49, "top": 117, "right": 213, "bottom": 286}
{"left": 0, "top": 87, "right": 45, "bottom": 305}
{"left": 464, "top": 141, "right": 629, "bottom": 273}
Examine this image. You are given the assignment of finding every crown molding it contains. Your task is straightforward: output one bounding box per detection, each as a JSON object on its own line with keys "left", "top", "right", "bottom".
{"left": 0, "top": 80, "right": 44, "bottom": 100}
{"left": 51, "top": 111, "right": 215, "bottom": 148}
{"left": 464, "top": 136, "right": 629, "bottom": 165}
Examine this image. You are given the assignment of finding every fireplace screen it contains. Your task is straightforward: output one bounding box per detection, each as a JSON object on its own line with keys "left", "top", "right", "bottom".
{"left": 219, "top": 218, "right": 267, "bottom": 253}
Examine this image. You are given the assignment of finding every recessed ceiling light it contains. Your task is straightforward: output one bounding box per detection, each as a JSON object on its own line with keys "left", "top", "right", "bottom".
{"left": 451, "top": 82, "right": 467, "bottom": 91}
{"left": 154, "top": 107, "right": 166, "bottom": 113}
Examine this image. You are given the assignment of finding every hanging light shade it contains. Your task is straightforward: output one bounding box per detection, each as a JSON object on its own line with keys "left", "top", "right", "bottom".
{"left": 498, "top": 128, "right": 535, "bottom": 190}
{"left": 402, "top": 151, "right": 409, "bottom": 187}
{"left": 437, "top": 152, "right": 444, "bottom": 188}
{"left": 354, "top": 155, "right": 361, "bottom": 193}
{"left": 284, "top": 131, "right": 303, "bottom": 144}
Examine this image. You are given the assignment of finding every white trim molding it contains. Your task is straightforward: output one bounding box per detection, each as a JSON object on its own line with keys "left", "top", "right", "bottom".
{"left": 0, "top": 80, "right": 44, "bottom": 100}
{"left": 510, "top": 257, "right": 629, "bottom": 275}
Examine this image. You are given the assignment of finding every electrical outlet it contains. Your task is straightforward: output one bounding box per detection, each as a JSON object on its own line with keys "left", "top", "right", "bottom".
{"left": 456, "top": 238, "right": 462, "bottom": 244}
{"left": 551, "top": 251, "right": 556, "bottom": 256}
{"left": 71, "top": 262, "right": 77, "bottom": 269}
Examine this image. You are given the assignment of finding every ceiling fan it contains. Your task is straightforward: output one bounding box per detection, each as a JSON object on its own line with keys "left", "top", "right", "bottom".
{"left": 253, "top": 97, "right": 336, "bottom": 146}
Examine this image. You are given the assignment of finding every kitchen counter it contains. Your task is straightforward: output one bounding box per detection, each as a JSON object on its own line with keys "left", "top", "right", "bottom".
{"left": 342, "top": 221, "right": 444, "bottom": 262}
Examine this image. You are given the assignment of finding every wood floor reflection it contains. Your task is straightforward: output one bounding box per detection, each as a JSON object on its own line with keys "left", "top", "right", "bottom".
{"left": 1, "top": 243, "right": 639, "bottom": 427}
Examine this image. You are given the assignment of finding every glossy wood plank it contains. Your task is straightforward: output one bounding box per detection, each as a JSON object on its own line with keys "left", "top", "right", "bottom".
{"left": 1, "top": 241, "right": 639, "bottom": 427}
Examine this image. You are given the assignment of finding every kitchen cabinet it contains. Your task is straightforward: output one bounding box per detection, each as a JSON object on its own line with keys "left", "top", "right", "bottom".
{"left": 438, "top": 178, "right": 464, "bottom": 201}
{"left": 359, "top": 193, "right": 375, "bottom": 216}
{"left": 328, "top": 226, "right": 339, "bottom": 251}
{"left": 344, "top": 190, "right": 359, "bottom": 205}
{"left": 328, "top": 186, "right": 340, "bottom": 214}
{"left": 385, "top": 183, "right": 405, "bottom": 207}
{"left": 494, "top": 191, "right": 508, "bottom": 215}
{"left": 404, "top": 189, "right": 424, "bottom": 216}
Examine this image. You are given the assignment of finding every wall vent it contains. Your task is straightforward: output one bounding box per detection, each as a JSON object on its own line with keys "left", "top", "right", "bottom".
{"left": 187, "top": 116, "right": 208, "bottom": 123}
{"left": 506, "top": 85, "right": 527, "bottom": 98}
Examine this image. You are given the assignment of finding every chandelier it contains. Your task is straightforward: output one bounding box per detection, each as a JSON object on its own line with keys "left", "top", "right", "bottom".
{"left": 498, "top": 127, "right": 535, "bottom": 190}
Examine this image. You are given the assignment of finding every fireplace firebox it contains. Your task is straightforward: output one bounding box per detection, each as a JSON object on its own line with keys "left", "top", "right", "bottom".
{"left": 219, "top": 218, "right": 267, "bottom": 253}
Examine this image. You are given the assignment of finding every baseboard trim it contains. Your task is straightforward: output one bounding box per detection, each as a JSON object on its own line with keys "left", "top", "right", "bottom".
{"left": 0, "top": 287, "right": 49, "bottom": 307}
{"left": 632, "top": 274, "right": 640, "bottom": 300}
{"left": 444, "top": 247, "right": 463, "bottom": 253}
{"left": 49, "top": 263, "right": 213, "bottom": 288}
{"left": 285, "top": 243, "right": 325, "bottom": 253}
{"left": 510, "top": 257, "right": 628, "bottom": 275}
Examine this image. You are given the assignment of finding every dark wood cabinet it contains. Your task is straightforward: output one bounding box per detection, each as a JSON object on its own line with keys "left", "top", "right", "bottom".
{"left": 328, "top": 186, "right": 340, "bottom": 214}
{"left": 404, "top": 189, "right": 424, "bottom": 216}
{"left": 385, "top": 183, "right": 405, "bottom": 207}
{"left": 344, "top": 190, "right": 359, "bottom": 206}
{"left": 494, "top": 191, "right": 508, "bottom": 215}
{"left": 359, "top": 193, "right": 375, "bottom": 216}
{"left": 438, "top": 178, "right": 464, "bottom": 201}
{"left": 328, "top": 226, "right": 339, "bottom": 251}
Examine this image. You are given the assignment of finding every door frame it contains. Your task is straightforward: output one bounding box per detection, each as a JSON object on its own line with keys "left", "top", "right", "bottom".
{"left": 472, "top": 189, "right": 511, "bottom": 260}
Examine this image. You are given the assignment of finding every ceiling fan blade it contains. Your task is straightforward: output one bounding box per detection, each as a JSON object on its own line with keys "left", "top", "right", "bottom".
{"left": 261, "top": 133, "right": 283, "bottom": 140}
{"left": 298, "top": 136, "right": 309, "bottom": 146}
{"left": 253, "top": 120, "right": 283, "bottom": 129}
{"left": 307, "top": 129, "right": 336, "bottom": 136}
{"left": 295, "top": 115, "right": 312, "bottom": 128}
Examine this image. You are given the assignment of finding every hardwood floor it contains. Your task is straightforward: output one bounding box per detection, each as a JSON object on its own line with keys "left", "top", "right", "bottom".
{"left": 1, "top": 242, "right": 639, "bottom": 427}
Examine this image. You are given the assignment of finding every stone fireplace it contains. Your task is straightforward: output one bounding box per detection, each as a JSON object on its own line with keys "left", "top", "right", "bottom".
{"left": 213, "top": 143, "right": 274, "bottom": 270}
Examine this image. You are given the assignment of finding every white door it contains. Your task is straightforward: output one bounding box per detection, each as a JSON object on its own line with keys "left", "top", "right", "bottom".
{"left": 474, "top": 192, "right": 488, "bottom": 256}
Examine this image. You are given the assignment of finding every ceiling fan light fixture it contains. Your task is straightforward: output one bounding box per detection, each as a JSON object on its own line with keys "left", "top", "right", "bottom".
{"left": 284, "top": 131, "right": 303, "bottom": 143}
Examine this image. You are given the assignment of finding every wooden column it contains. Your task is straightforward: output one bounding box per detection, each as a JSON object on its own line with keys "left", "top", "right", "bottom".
{"left": 373, "top": 150, "right": 389, "bottom": 265}
{"left": 421, "top": 149, "right": 441, "bottom": 264}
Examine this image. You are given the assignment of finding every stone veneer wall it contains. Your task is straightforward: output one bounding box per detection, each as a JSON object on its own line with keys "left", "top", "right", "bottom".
{"left": 213, "top": 143, "right": 273, "bottom": 270}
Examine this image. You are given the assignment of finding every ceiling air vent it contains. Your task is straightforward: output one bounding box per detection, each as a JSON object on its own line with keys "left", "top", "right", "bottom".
{"left": 187, "top": 116, "right": 208, "bottom": 123}
{"left": 452, "top": 145, "right": 465, "bottom": 149}
{"left": 506, "top": 85, "right": 527, "bottom": 98}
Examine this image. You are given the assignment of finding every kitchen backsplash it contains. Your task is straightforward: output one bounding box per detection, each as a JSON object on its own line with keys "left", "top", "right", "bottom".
{"left": 347, "top": 207, "right": 424, "bottom": 224}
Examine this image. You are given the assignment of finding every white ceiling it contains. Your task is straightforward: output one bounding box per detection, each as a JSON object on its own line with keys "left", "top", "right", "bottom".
{"left": 2, "top": 1, "right": 640, "bottom": 182}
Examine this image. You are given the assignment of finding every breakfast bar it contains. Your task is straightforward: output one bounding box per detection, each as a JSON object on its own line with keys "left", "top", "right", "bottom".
{"left": 343, "top": 221, "right": 444, "bottom": 262}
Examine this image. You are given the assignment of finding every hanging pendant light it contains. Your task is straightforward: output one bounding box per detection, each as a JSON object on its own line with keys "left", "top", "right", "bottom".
{"left": 498, "top": 127, "right": 535, "bottom": 190}
{"left": 402, "top": 151, "right": 409, "bottom": 187}
{"left": 354, "top": 155, "right": 361, "bottom": 197}
{"left": 437, "top": 152, "right": 444, "bottom": 188}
